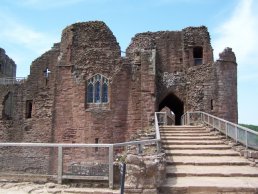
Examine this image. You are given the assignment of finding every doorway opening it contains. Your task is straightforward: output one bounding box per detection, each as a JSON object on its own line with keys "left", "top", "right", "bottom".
{"left": 159, "top": 93, "right": 184, "bottom": 125}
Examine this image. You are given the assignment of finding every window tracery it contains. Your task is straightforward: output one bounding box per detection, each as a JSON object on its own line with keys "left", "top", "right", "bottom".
{"left": 87, "top": 74, "right": 109, "bottom": 104}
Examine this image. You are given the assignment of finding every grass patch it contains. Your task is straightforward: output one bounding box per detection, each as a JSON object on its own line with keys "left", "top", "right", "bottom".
{"left": 240, "top": 124, "right": 258, "bottom": 132}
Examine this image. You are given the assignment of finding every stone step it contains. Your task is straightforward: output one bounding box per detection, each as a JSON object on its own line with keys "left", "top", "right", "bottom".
{"left": 160, "top": 131, "right": 210, "bottom": 135}
{"left": 162, "top": 140, "right": 224, "bottom": 145}
{"left": 166, "top": 165, "right": 258, "bottom": 177}
{"left": 164, "top": 149, "right": 239, "bottom": 156}
{"left": 162, "top": 144, "right": 231, "bottom": 150}
{"left": 160, "top": 125, "right": 204, "bottom": 129}
{"left": 160, "top": 127, "right": 207, "bottom": 131}
{"left": 160, "top": 132, "right": 212, "bottom": 136}
{"left": 161, "top": 136, "right": 220, "bottom": 140}
{"left": 160, "top": 129, "right": 207, "bottom": 133}
{"left": 160, "top": 125, "right": 258, "bottom": 193}
{"left": 166, "top": 156, "right": 250, "bottom": 166}
{"left": 159, "top": 177, "right": 258, "bottom": 194}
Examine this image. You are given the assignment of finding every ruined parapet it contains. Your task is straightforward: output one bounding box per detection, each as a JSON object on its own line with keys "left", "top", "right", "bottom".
{"left": 214, "top": 47, "right": 238, "bottom": 123}
{"left": 218, "top": 47, "right": 236, "bottom": 62}
{"left": 182, "top": 26, "right": 214, "bottom": 67}
{"left": 126, "top": 32, "right": 156, "bottom": 63}
{"left": 0, "top": 48, "right": 16, "bottom": 77}
{"left": 58, "top": 21, "right": 121, "bottom": 82}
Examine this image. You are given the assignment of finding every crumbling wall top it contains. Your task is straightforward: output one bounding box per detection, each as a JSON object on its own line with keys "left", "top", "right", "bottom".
{"left": 59, "top": 21, "right": 122, "bottom": 82}
{"left": 0, "top": 48, "right": 16, "bottom": 77}
{"left": 218, "top": 47, "right": 236, "bottom": 62}
{"left": 182, "top": 26, "right": 211, "bottom": 48}
{"left": 62, "top": 21, "right": 120, "bottom": 53}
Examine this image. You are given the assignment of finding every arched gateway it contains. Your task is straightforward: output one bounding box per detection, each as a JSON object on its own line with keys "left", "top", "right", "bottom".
{"left": 159, "top": 93, "right": 184, "bottom": 125}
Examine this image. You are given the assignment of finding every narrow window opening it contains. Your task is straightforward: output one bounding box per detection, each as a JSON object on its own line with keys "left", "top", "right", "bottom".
{"left": 95, "top": 138, "right": 99, "bottom": 152}
{"left": 211, "top": 99, "right": 214, "bottom": 110}
{"left": 26, "top": 100, "right": 33, "bottom": 118}
{"left": 193, "top": 47, "right": 203, "bottom": 65}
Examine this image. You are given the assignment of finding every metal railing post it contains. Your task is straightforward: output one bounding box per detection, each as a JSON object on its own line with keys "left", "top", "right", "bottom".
{"left": 245, "top": 130, "right": 248, "bottom": 149}
{"left": 120, "top": 163, "right": 126, "bottom": 194}
{"left": 226, "top": 122, "right": 228, "bottom": 139}
{"left": 57, "top": 146, "right": 63, "bottom": 184}
{"left": 156, "top": 141, "right": 161, "bottom": 153}
{"left": 187, "top": 112, "right": 190, "bottom": 125}
{"left": 235, "top": 126, "right": 238, "bottom": 143}
{"left": 109, "top": 145, "right": 114, "bottom": 189}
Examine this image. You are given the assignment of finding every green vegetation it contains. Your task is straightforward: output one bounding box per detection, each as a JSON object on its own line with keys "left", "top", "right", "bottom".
{"left": 240, "top": 124, "right": 258, "bottom": 132}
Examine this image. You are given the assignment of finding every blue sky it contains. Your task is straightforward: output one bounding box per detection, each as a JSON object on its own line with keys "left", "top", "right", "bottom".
{"left": 0, "top": 0, "right": 257, "bottom": 125}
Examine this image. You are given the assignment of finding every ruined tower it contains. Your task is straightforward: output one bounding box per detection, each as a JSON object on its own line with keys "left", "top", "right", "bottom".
{"left": 0, "top": 48, "right": 16, "bottom": 78}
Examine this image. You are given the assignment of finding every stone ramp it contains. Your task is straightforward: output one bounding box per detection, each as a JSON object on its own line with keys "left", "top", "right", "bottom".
{"left": 159, "top": 125, "right": 258, "bottom": 194}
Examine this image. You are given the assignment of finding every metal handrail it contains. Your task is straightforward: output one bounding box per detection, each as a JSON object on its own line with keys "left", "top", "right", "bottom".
{"left": 155, "top": 112, "right": 161, "bottom": 140}
{"left": 0, "top": 112, "right": 164, "bottom": 189}
{"left": 181, "top": 111, "right": 258, "bottom": 150}
{"left": 0, "top": 77, "right": 26, "bottom": 85}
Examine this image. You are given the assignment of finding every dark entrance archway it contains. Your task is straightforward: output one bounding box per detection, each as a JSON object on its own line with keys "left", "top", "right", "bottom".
{"left": 159, "top": 93, "right": 184, "bottom": 125}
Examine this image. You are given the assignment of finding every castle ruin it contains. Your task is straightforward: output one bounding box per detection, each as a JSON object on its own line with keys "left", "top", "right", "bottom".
{"left": 0, "top": 21, "right": 237, "bottom": 145}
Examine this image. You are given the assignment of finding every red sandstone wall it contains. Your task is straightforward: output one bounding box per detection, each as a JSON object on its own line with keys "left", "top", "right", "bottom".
{"left": 53, "top": 21, "right": 130, "bottom": 145}
{"left": 214, "top": 48, "right": 238, "bottom": 123}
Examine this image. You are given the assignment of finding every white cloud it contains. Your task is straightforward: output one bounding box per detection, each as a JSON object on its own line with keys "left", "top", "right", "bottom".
{"left": 0, "top": 13, "right": 57, "bottom": 54}
{"left": 212, "top": 0, "right": 258, "bottom": 125}
{"left": 0, "top": 10, "right": 59, "bottom": 77}
{"left": 213, "top": 0, "right": 258, "bottom": 67}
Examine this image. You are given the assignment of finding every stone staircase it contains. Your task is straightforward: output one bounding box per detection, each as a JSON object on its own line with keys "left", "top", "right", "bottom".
{"left": 158, "top": 125, "right": 258, "bottom": 194}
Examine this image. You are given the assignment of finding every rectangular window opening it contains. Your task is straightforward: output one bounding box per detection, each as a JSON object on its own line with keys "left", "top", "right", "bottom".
{"left": 193, "top": 46, "right": 203, "bottom": 65}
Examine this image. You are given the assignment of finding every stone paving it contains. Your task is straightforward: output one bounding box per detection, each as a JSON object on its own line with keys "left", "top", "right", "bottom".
{"left": 0, "top": 182, "right": 119, "bottom": 194}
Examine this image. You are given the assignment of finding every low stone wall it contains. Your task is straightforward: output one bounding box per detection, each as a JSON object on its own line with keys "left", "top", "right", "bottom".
{"left": 124, "top": 153, "right": 166, "bottom": 194}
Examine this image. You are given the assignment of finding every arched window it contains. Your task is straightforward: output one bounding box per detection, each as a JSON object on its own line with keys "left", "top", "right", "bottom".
{"left": 87, "top": 74, "right": 109, "bottom": 104}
